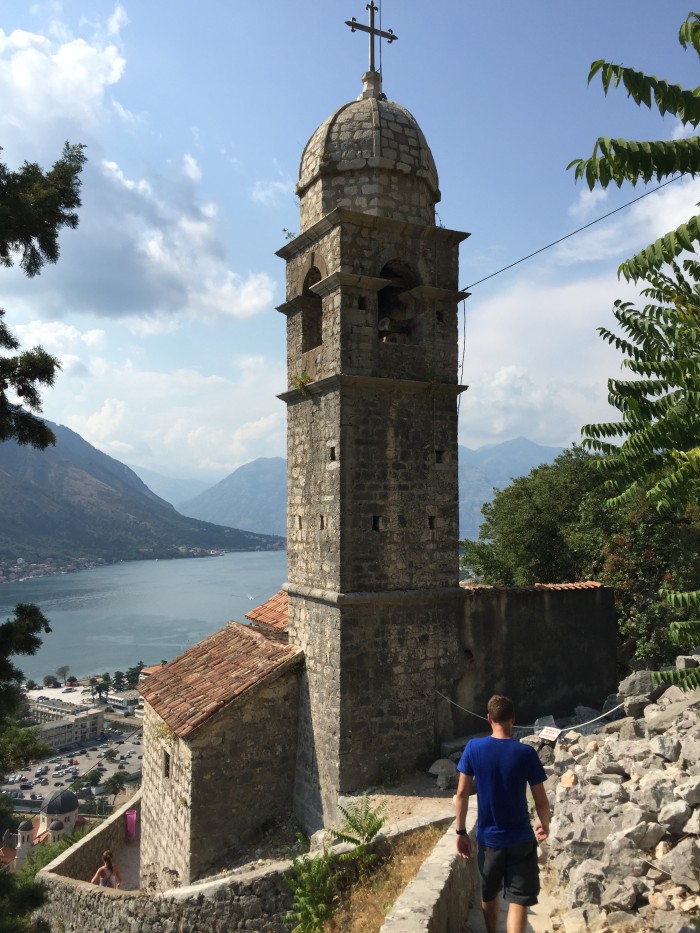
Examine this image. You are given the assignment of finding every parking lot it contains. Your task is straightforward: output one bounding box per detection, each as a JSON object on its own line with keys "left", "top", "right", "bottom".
{"left": 2, "top": 730, "right": 143, "bottom": 805}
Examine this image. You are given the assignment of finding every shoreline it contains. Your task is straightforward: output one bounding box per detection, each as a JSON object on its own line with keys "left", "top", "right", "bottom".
{"left": 0, "top": 545, "right": 285, "bottom": 586}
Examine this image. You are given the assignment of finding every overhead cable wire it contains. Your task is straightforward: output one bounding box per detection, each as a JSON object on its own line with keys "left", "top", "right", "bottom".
{"left": 435, "top": 691, "right": 626, "bottom": 736}
{"left": 461, "top": 175, "right": 684, "bottom": 292}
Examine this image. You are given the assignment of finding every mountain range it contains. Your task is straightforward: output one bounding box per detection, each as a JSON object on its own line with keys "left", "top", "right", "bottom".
{"left": 0, "top": 422, "right": 283, "bottom": 567}
{"left": 136, "top": 437, "right": 563, "bottom": 540}
{"left": 0, "top": 425, "right": 562, "bottom": 570}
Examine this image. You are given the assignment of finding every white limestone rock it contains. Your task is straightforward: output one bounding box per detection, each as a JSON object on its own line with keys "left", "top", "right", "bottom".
{"left": 655, "top": 837, "right": 700, "bottom": 893}
{"left": 427, "top": 758, "right": 457, "bottom": 790}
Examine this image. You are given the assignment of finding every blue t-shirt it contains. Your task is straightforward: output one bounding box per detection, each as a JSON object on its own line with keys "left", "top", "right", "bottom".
{"left": 457, "top": 736, "right": 547, "bottom": 847}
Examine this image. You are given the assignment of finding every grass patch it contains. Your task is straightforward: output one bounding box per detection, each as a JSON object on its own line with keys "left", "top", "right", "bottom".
{"left": 325, "top": 825, "right": 444, "bottom": 932}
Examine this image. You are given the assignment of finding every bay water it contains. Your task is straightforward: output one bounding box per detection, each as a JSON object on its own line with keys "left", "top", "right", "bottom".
{"left": 0, "top": 551, "right": 287, "bottom": 683}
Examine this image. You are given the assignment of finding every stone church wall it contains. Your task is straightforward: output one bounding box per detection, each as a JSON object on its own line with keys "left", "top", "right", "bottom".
{"left": 140, "top": 704, "right": 193, "bottom": 886}
{"left": 140, "top": 668, "right": 301, "bottom": 886}
{"left": 456, "top": 585, "right": 617, "bottom": 730}
{"left": 187, "top": 668, "right": 301, "bottom": 881}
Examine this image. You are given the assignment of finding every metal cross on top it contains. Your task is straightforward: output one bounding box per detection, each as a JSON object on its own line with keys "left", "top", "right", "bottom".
{"left": 345, "top": 2, "right": 398, "bottom": 74}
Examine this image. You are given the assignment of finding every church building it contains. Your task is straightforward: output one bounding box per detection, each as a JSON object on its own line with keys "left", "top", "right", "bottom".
{"left": 139, "top": 6, "right": 616, "bottom": 886}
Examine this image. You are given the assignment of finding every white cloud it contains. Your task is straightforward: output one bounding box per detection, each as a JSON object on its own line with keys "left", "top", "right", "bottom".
{"left": 458, "top": 271, "right": 639, "bottom": 449}
{"left": 554, "top": 176, "right": 700, "bottom": 266}
{"left": 102, "top": 160, "right": 152, "bottom": 197}
{"left": 183, "top": 153, "right": 202, "bottom": 182}
{"left": 60, "top": 354, "right": 287, "bottom": 476}
{"left": 250, "top": 178, "right": 292, "bottom": 207}
{"left": 76, "top": 397, "right": 127, "bottom": 441}
{"left": 568, "top": 187, "right": 608, "bottom": 220}
{"left": 107, "top": 5, "right": 129, "bottom": 36}
{"left": 14, "top": 320, "right": 106, "bottom": 353}
{"left": 0, "top": 26, "right": 125, "bottom": 133}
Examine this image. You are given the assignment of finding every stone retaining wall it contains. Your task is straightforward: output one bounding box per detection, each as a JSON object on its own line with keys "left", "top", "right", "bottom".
{"left": 380, "top": 807, "right": 478, "bottom": 933}
{"left": 36, "top": 801, "right": 467, "bottom": 933}
{"left": 35, "top": 861, "right": 293, "bottom": 933}
{"left": 46, "top": 793, "right": 141, "bottom": 883}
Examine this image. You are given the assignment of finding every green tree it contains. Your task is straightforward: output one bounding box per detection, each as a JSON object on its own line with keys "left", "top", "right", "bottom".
{"left": 461, "top": 448, "right": 700, "bottom": 668}
{"left": 0, "top": 606, "right": 54, "bottom": 930}
{"left": 125, "top": 661, "right": 145, "bottom": 689}
{"left": 572, "top": 12, "right": 700, "bottom": 687}
{"left": 112, "top": 670, "right": 125, "bottom": 692}
{"left": 567, "top": 13, "right": 700, "bottom": 283}
{"left": 0, "top": 143, "right": 85, "bottom": 932}
{"left": 0, "top": 142, "right": 86, "bottom": 277}
{"left": 55, "top": 665, "right": 69, "bottom": 684}
{"left": 103, "top": 772, "right": 126, "bottom": 805}
{"left": 41, "top": 674, "right": 59, "bottom": 688}
{"left": 462, "top": 448, "right": 604, "bottom": 585}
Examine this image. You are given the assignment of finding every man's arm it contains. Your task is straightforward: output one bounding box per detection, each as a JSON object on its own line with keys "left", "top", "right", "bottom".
{"left": 455, "top": 771, "right": 474, "bottom": 859}
{"left": 531, "top": 782, "right": 550, "bottom": 841}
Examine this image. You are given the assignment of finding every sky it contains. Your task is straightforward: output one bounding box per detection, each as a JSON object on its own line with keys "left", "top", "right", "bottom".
{"left": 0, "top": 1, "right": 698, "bottom": 483}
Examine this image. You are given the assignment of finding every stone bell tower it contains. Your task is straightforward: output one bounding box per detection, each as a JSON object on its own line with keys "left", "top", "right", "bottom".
{"left": 277, "top": 10, "right": 468, "bottom": 830}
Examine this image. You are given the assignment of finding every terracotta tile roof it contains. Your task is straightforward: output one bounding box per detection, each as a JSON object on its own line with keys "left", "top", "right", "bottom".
{"left": 140, "top": 664, "right": 164, "bottom": 676}
{"left": 460, "top": 581, "right": 604, "bottom": 593}
{"left": 0, "top": 846, "right": 15, "bottom": 866}
{"left": 245, "top": 590, "right": 289, "bottom": 630}
{"left": 139, "top": 621, "right": 301, "bottom": 739}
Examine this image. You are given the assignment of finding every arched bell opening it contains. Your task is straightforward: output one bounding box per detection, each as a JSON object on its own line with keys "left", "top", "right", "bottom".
{"left": 301, "top": 266, "right": 323, "bottom": 353}
{"left": 377, "top": 260, "right": 418, "bottom": 345}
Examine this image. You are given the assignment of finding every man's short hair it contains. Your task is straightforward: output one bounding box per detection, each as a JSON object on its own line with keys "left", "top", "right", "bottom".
{"left": 488, "top": 695, "right": 515, "bottom": 723}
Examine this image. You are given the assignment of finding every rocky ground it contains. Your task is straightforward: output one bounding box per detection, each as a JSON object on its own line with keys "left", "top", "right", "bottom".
{"left": 524, "top": 664, "right": 699, "bottom": 932}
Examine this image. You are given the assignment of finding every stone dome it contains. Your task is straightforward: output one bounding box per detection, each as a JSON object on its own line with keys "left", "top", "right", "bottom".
{"left": 41, "top": 788, "right": 79, "bottom": 815}
{"left": 296, "top": 73, "right": 440, "bottom": 230}
{"left": 18, "top": 819, "right": 34, "bottom": 832}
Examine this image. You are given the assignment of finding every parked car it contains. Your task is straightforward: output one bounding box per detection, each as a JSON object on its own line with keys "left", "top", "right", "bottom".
{"left": 20, "top": 782, "right": 32, "bottom": 790}
{"left": 54, "top": 781, "right": 63, "bottom": 787}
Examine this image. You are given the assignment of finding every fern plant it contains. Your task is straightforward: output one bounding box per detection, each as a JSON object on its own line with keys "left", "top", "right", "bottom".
{"left": 330, "top": 795, "right": 387, "bottom": 870}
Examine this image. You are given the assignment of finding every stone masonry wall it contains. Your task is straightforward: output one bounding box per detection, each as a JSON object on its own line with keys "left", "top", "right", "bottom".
{"left": 187, "top": 668, "right": 301, "bottom": 881}
{"left": 338, "top": 383, "right": 460, "bottom": 593}
{"left": 289, "top": 590, "right": 465, "bottom": 831}
{"left": 45, "top": 793, "right": 140, "bottom": 884}
{"left": 286, "top": 386, "right": 342, "bottom": 591}
{"left": 36, "top": 859, "right": 294, "bottom": 933}
{"left": 457, "top": 586, "right": 618, "bottom": 729}
{"left": 140, "top": 704, "right": 193, "bottom": 886}
{"left": 140, "top": 670, "right": 301, "bottom": 886}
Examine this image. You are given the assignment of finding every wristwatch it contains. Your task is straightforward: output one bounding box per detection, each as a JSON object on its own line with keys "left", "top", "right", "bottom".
{"left": 455, "top": 829, "right": 468, "bottom": 836}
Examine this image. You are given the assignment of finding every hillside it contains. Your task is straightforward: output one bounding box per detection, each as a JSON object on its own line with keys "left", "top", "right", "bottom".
{"left": 178, "top": 457, "right": 287, "bottom": 537}
{"left": 127, "top": 464, "right": 211, "bottom": 508}
{"left": 459, "top": 437, "right": 563, "bottom": 538}
{"left": 175, "top": 439, "right": 563, "bottom": 540}
{"left": 0, "top": 422, "right": 283, "bottom": 566}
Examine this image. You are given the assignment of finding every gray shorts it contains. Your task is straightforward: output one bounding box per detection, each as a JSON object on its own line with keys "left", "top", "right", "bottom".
{"left": 477, "top": 840, "right": 540, "bottom": 906}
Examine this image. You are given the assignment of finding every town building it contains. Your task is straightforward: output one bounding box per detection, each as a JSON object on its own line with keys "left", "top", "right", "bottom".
{"left": 29, "top": 698, "right": 104, "bottom": 750}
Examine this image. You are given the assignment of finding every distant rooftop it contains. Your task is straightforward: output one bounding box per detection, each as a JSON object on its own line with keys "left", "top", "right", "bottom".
{"left": 245, "top": 590, "right": 288, "bottom": 632}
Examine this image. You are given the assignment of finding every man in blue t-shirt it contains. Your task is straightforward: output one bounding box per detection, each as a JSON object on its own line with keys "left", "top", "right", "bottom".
{"left": 455, "top": 695, "right": 550, "bottom": 933}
